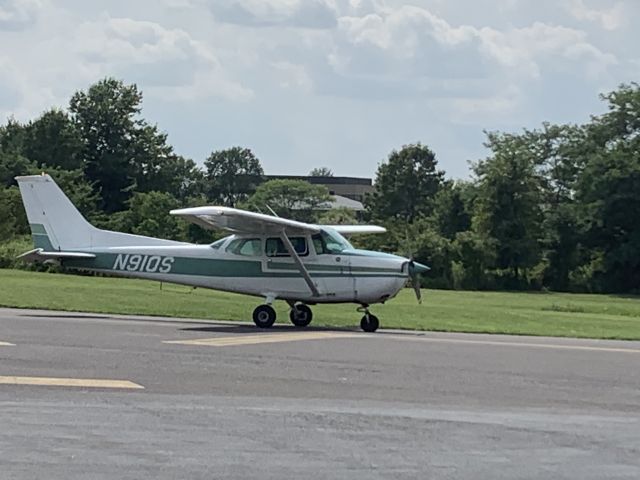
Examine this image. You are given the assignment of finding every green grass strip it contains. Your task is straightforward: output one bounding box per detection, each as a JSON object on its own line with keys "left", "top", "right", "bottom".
{"left": 1, "top": 269, "right": 639, "bottom": 340}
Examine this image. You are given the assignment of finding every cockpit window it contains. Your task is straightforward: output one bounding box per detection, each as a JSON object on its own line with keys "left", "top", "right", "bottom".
{"left": 226, "top": 238, "right": 262, "bottom": 256}
{"left": 313, "top": 229, "right": 353, "bottom": 254}
{"left": 266, "top": 237, "right": 308, "bottom": 257}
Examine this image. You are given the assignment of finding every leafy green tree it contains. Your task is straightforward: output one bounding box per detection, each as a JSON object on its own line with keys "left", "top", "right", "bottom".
{"left": 451, "top": 230, "right": 494, "bottom": 290}
{"left": 204, "top": 147, "right": 264, "bottom": 206}
{"left": 0, "top": 150, "right": 34, "bottom": 187}
{"left": 0, "top": 186, "right": 29, "bottom": 238}
{"left": 575, "top": 147, "right": 640, "bottom": 292}
{"left": 129, "top": 124, "right": 201, "bottom": 201}
{"left": 573, "top": 83, "right": 640, "bottom": 292}
{"left": 309, "top": 167, "right": 333, "bottom": 177}
{"left": 0, "top": 118, "right": 26, "bottom": 154}
{"left": 23, "top": 109, "right": 83, "bottom": 171}
{"left": 70, "top": 78, "right": 143, "bottom": 212}
{"left": 531, "top": 124, "right": 585, "bottom": 290}
{"left": 110, "top": 191, "right": 185, "bottom": 241}
{"left": 243, "top": 179, "right": 330, "bottom": 222}
{"left": 473, "top": 132, "right": 543, "bottom": 283}
{"left": 431, "top": 181, "right": 473, "bottom": 240}
{"left": 70, "top": 78, "right": 195, "bottom": 212}
{"left": 0, "top": 119, "right": 33, "bottom": 186}
{"left": 317, "top": 207, "right": 357, "bottom": 225}
{"left": 366, "top": 143, "right": 444, "bottom": 222}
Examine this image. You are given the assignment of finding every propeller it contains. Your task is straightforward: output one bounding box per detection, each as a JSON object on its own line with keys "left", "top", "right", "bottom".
{"left": 407, "top": 259, "right": 430, "bottom": 304}
{"left": 399, "top": 227, "right": 429, "bottom": 303}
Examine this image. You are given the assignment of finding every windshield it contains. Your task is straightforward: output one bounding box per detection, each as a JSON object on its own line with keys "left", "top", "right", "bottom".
{"left": 210, "top": 236, "right": 231, "bottom": 249}
{"left": 313, "top": 228, "right": 353, "bottom": 254}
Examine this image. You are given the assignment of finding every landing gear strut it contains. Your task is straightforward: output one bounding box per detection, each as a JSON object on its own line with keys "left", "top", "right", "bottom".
{"left": 289, "top": 303, "right": 313, "bottom": 327}
{"left": 253, "top": 304, "right": 276, "bottom": 328}
{"left": 358, "top": 305, "right": 379, "bottom": 333}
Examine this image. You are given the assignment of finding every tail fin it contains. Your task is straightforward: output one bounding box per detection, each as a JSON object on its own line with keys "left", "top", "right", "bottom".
{"left": 16, "top": 174, "right": 183, "bottom": 250}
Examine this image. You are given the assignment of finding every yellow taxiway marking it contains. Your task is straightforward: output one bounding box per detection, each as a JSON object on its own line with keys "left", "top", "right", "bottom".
{"left": 0, "top": 376, "right": 144, "bottom": 389}
{"left": 164, "top": 331, "right": 360, "bottom": 347}
{"left": 389, "top": 335, "right": 640, "bottom": 354}
{"left": 0, "top": 341, "right": 15, "bottom": 346}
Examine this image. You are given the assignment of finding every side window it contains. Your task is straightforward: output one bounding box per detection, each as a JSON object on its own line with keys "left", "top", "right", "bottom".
{"left": 312, "top": 234, "right": 328, "bottom": 255}
{"left": 226, "top": 238, "right": 262, "bottom": 256}
{"left": 266, "top": 237, "right": 308, "bottom": 257}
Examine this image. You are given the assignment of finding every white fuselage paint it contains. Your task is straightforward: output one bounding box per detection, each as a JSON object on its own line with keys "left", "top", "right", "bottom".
{"left": 72, "top": 236, "right": 410, "bottom": 305}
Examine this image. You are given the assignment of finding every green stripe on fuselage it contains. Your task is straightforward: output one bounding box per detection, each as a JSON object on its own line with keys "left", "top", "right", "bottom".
{"left": 63, "top": 252, "right": 406, "bottom": 278}
{"left": 268, "top": 261, "right": 400, "bottom": 274}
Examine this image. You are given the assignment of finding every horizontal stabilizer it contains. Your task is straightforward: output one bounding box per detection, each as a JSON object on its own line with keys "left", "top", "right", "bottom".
{"left": 17, "top": 248, "right": 96, "bottom": 263}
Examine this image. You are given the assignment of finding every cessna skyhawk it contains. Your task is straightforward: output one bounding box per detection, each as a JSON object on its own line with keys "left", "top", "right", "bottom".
{"left": 15, "top": 174, "right": 429, "bottom": 332}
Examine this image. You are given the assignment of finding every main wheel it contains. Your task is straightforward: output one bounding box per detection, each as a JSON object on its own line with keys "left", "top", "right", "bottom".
{"left": 360, "top": 314, "right": 379, "bottom": 333}
{"left": 289, "top": 304, "right": 313, "bottom": 327}
{"left": 253, "top": 305, "right": 276, "bottom": 328}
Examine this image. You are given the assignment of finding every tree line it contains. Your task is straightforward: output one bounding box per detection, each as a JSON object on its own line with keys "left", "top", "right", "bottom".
{"left": 1, "top": 78, "right": 638, "bottom": 293}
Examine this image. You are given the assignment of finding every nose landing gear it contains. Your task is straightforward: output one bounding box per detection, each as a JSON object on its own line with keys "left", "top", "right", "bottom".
{"left": 358, "top": 305, "right": 380, "bottom": 333}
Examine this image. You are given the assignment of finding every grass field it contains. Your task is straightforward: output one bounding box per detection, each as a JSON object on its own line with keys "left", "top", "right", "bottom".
{"left": 1, "top": 269, "right": 639, "bottom": 340}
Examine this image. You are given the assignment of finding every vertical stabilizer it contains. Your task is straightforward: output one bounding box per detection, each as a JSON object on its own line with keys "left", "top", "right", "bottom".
{"left": 16, "top": 174, "right": 94, "bottom": 251}
{"left": 15, "top": 174, "right": 185, "bottom": 250}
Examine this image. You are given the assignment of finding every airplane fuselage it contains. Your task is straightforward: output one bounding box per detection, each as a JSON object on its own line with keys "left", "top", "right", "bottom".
{"left": 62, "top": 235, "right": 410, "bottom": 305}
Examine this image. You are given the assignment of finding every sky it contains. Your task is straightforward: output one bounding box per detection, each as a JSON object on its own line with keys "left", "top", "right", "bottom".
{"left": 0, "top": 0, "right": 638, "bottom": 179}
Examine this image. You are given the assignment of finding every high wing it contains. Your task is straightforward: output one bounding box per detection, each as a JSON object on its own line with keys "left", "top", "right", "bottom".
{"left": 322, "top": 225, "right": 386, "bottom": 235}
{"left": 170, "top": 206, "right": 320, "bottom": 236}
{"left": 170, "top": 206, "right": 386, "bottom": 236}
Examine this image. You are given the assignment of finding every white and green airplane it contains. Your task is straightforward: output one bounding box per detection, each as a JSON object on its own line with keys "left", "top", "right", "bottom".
{"left": 15, "top": 174, "right": 429, "bottom": 332}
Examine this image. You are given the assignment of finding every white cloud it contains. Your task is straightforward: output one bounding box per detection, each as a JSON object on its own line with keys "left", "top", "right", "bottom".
{"left": 209, "top": 0, "right": 339, "bottom": 28}
{"left": 565, "top": 0, "right": 624, "bottom": 30}
{"left": 74, "top": 16, "right": 253, "bottom": 101}
{"left": 0, "top": 0, "right": 43, "bottom": 31}
{"left": 449, "top": 85, "right": 523, "bottom": 123}
{"left": 478, "top": 22, "right": 617, "bottom": 78}
{"left": 271, "top": 61, "right": 313, "bottom": 91}
{"left": 334, "top": 6, "right": 615, "bottom": 80}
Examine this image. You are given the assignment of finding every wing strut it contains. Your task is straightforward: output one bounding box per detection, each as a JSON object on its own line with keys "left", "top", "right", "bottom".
{"left": 279, "top": 231, "right": 320, "bottom": 297}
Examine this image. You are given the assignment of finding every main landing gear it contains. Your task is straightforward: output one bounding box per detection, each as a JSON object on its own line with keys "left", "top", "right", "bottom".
{"left": 289, "top": 303, "right": 313, "bottom": 327}
{"left": 251, "top": 302, "right": 314, "bottom": 328}
{"left": 252, "top": 304, "right": 276, "bottom": 328}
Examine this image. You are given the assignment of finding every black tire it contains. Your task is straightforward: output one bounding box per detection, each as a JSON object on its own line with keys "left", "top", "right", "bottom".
{"left": 360, "top": 314, "right": 379, "bottom": 333}
{"left": 289, "top": 304, "right": 313, "bottom": 327}
{"left": 253, "top": 305, "right": 276, "bottom": 328}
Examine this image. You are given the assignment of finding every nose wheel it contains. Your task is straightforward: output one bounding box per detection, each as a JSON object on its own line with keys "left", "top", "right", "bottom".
{"left": 358, "top": 305, "right": 380, "bottom": 332}
{"left": 360, "top": 314, "right": 379, "bottom": 332}
{"left": 289, "top": 303, "right": 313, "bottom": 327}
{"left": 253, "top": 304, "right": 276, "bottom": 328}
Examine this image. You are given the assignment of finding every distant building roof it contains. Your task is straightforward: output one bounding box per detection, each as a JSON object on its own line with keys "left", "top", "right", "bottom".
{"left": 265, "top": 175, "right": 372, "bottom": 186}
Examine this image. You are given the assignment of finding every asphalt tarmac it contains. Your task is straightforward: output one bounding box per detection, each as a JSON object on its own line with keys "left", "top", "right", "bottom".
{"left": 1, "top": 307, "right": 639, "bottom": 479}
